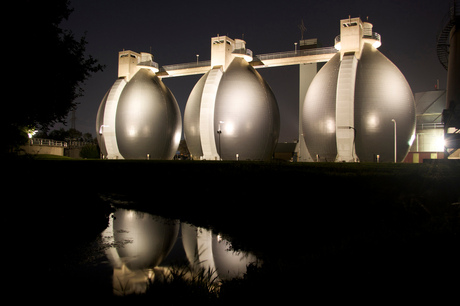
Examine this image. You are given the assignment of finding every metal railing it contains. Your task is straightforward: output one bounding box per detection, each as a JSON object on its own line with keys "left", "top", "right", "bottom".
{"left": 334, "top": 32, "right": 381, "bottom": 45}
{"left": 67, "top": 141, "right": 94, "bottom": 147}
{"left": 29, "top": 138, "right": 68, "bottom": 147}
{"left": 417, "top": 122, "right": 445, "bottom": 130}
{"left": 257, "top": 47, "right": 337, "bottom": 61}
{"left": 163, "top": 60, "right": 211, "bottom": 71}
{"left": 160, "top": 46, "right": 336, "bottom": 72}
{"left": 138, "top": 60, "right": 159, "bottom": 69}
{"left": 232, "top": 48, "right": 253, "bottom": 58}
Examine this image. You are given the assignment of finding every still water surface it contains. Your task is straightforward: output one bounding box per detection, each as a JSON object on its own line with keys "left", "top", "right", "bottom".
{"left": 100, "top": 208, "right": 258, "bottom": 295}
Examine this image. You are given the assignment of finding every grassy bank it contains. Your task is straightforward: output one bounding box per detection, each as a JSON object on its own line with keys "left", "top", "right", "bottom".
{"left": 9, "top": 159, "right": 460, "bottom": 302}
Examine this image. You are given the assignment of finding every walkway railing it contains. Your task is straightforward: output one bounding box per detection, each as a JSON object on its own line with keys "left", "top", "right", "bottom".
{"left": 256, "top": 47, "right": 337, "bottom": 61}
{"left": 138, "top": 60, "right": 159, "bottom": 69}
{"left": 334, "top": 32, "right": 381, "bottom": 46}
{"left": 163, "top": 60, "right": 211, "bottom": 71}
{"left": 161, "top": 47, "right": 337, "bottom": 72}
{"left": 29, "top": 138, "right": 68, "bottom": 147}
{"left": 27, "top": 138, "right": 95, "bottom": 148}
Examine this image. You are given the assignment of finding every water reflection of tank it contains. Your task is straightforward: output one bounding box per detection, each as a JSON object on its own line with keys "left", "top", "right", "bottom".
{"left": 212, "top": 234, "right": 258, "bottom": 280}
{"left": 96, "top": 50, "right": 182, "bottom": 160}
{"left": 110, "top": 209, "right": 180, "bottom": 271}
{"left": 184, "top": 36, "right": 280, "bottom": 161}
{"left": 181, "top": 223, "right": 257, "bottom": 280}
{"left": 302, "top": 18, "right": 415, "bottom": 162}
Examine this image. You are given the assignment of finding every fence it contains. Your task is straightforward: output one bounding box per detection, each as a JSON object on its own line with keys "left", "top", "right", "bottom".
{"left": 29, "top": 138, "right": 67, "bottom": 147}
{"left": 27, "top": 138, "right": 94, "bottom": 148}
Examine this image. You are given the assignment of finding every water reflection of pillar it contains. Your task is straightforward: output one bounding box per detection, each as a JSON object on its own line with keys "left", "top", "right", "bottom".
{"left": 181, "top": 223, "right": 258, "bottom": 280}
{"left": 181, "top": 223, "right": 216, "bottom": 273}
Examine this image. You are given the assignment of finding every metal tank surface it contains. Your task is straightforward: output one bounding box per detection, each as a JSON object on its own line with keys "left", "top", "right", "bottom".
{"left": 354, "top": 44, "right": 415, "bottom": 162}
{"left": 184, "top": 57, "right": 280, "bottom": 161}
{"left": 302, "top": 17, "right": 415, "bottom": 162}
{"left": 116, "top": 69, "right": 182, "bottom": 159}
{"left": 302, "top": 53, "right": 341, "bottom": 162}
{"left": 96, "top": 66, "right": 182, "bottom": 160}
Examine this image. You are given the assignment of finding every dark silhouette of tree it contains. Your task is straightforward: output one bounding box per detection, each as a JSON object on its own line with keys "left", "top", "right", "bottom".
{"left": 4, "top": 0, "right": 104, "bottom": 154}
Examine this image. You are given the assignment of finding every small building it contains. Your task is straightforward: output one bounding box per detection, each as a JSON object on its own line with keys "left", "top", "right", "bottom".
{"left": 405, "top": 90, "right": 447, "bottom": 163}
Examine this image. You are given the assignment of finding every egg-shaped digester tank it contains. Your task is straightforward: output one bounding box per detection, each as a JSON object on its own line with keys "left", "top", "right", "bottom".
{"left": 353, "top": 44, "right": 415, "bottom": 162}
{"left": 215, "top": 57, "right": 280, "bottom": 160}
{"left": 184, "top": 57, "right": 280, "bottom": 161}
{"left": 116, "top": 69, "right": 182, "bottom": 159}
{"left": 96, "top": 56, "right": 182, "bottom": 160}
{"left": 301, "top": 20, "right": 415, "bottom": 162}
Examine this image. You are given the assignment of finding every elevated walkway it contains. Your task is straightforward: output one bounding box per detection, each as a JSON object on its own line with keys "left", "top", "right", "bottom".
{"left": 157, "top": 47, "right": 337, "bottom": 78}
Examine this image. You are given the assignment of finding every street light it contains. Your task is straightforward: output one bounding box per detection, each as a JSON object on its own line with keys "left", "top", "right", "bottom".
{"left": 99, "top": 124, "right": 108, "bottom": 135}
{"left": 217, "top": 121, "right": 224, "bottom": 160}
{"left": 391, "top": 119, "right": 397, "bottom": 163}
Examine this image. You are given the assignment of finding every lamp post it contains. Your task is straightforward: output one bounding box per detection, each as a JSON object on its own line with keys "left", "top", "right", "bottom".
{"left": 217, "top": 121, "right": 224, "bottom": 161}
{"left": 391, "top": 119, "right": 397, "bottom": 163}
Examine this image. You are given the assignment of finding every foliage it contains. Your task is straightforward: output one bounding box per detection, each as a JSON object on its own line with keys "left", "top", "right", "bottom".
{"left": 79, "top": 143, "right": 100, "bottom": 159}
{"left": 41, "top": 128, "right": 95, "bottom": 142}
{"left": 4, "top": 0, "right": 104, "bottom": 155}
{"left": 116, "top": 265, "right": 219, "bottom": 303}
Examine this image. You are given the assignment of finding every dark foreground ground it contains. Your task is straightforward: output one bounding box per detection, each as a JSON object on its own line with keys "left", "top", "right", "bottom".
{"left": 8, "top": 158, "right": 460, "bottom": 303}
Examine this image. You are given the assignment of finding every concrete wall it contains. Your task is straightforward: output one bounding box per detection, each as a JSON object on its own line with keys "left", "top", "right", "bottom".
{"left": 21, "top": 144, "right": 64, "bottom": 156}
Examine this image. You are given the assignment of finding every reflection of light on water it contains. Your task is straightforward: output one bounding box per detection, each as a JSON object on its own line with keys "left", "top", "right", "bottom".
{"left": 102, "top": 208, "right": 260, "bottom": 296}
{"left": 112, "top": 264, "right": 153, "bottom": 295}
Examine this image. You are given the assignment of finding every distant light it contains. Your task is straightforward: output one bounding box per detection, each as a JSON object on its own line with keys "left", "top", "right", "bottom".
{"left": 435, "top": 135, "right": 445, "bottom": 151}
{"left": 372, "top": 40, "right": 381, "bottom": 48}
{"left": 146, "top": 66, "right": 159, "bottom": 73}
{"left": 27, "top": 129, "right": 37, "bottom": 138}
{"left": 243, "top": 54, "right": 253, "bottom": 62}
{"left": 99, "top": 124, "right": 108, "bottom": 135}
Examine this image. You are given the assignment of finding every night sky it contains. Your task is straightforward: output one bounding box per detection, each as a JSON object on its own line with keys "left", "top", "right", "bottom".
{"left": 59, "top": 0, "right": 450, "bottom": 142}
